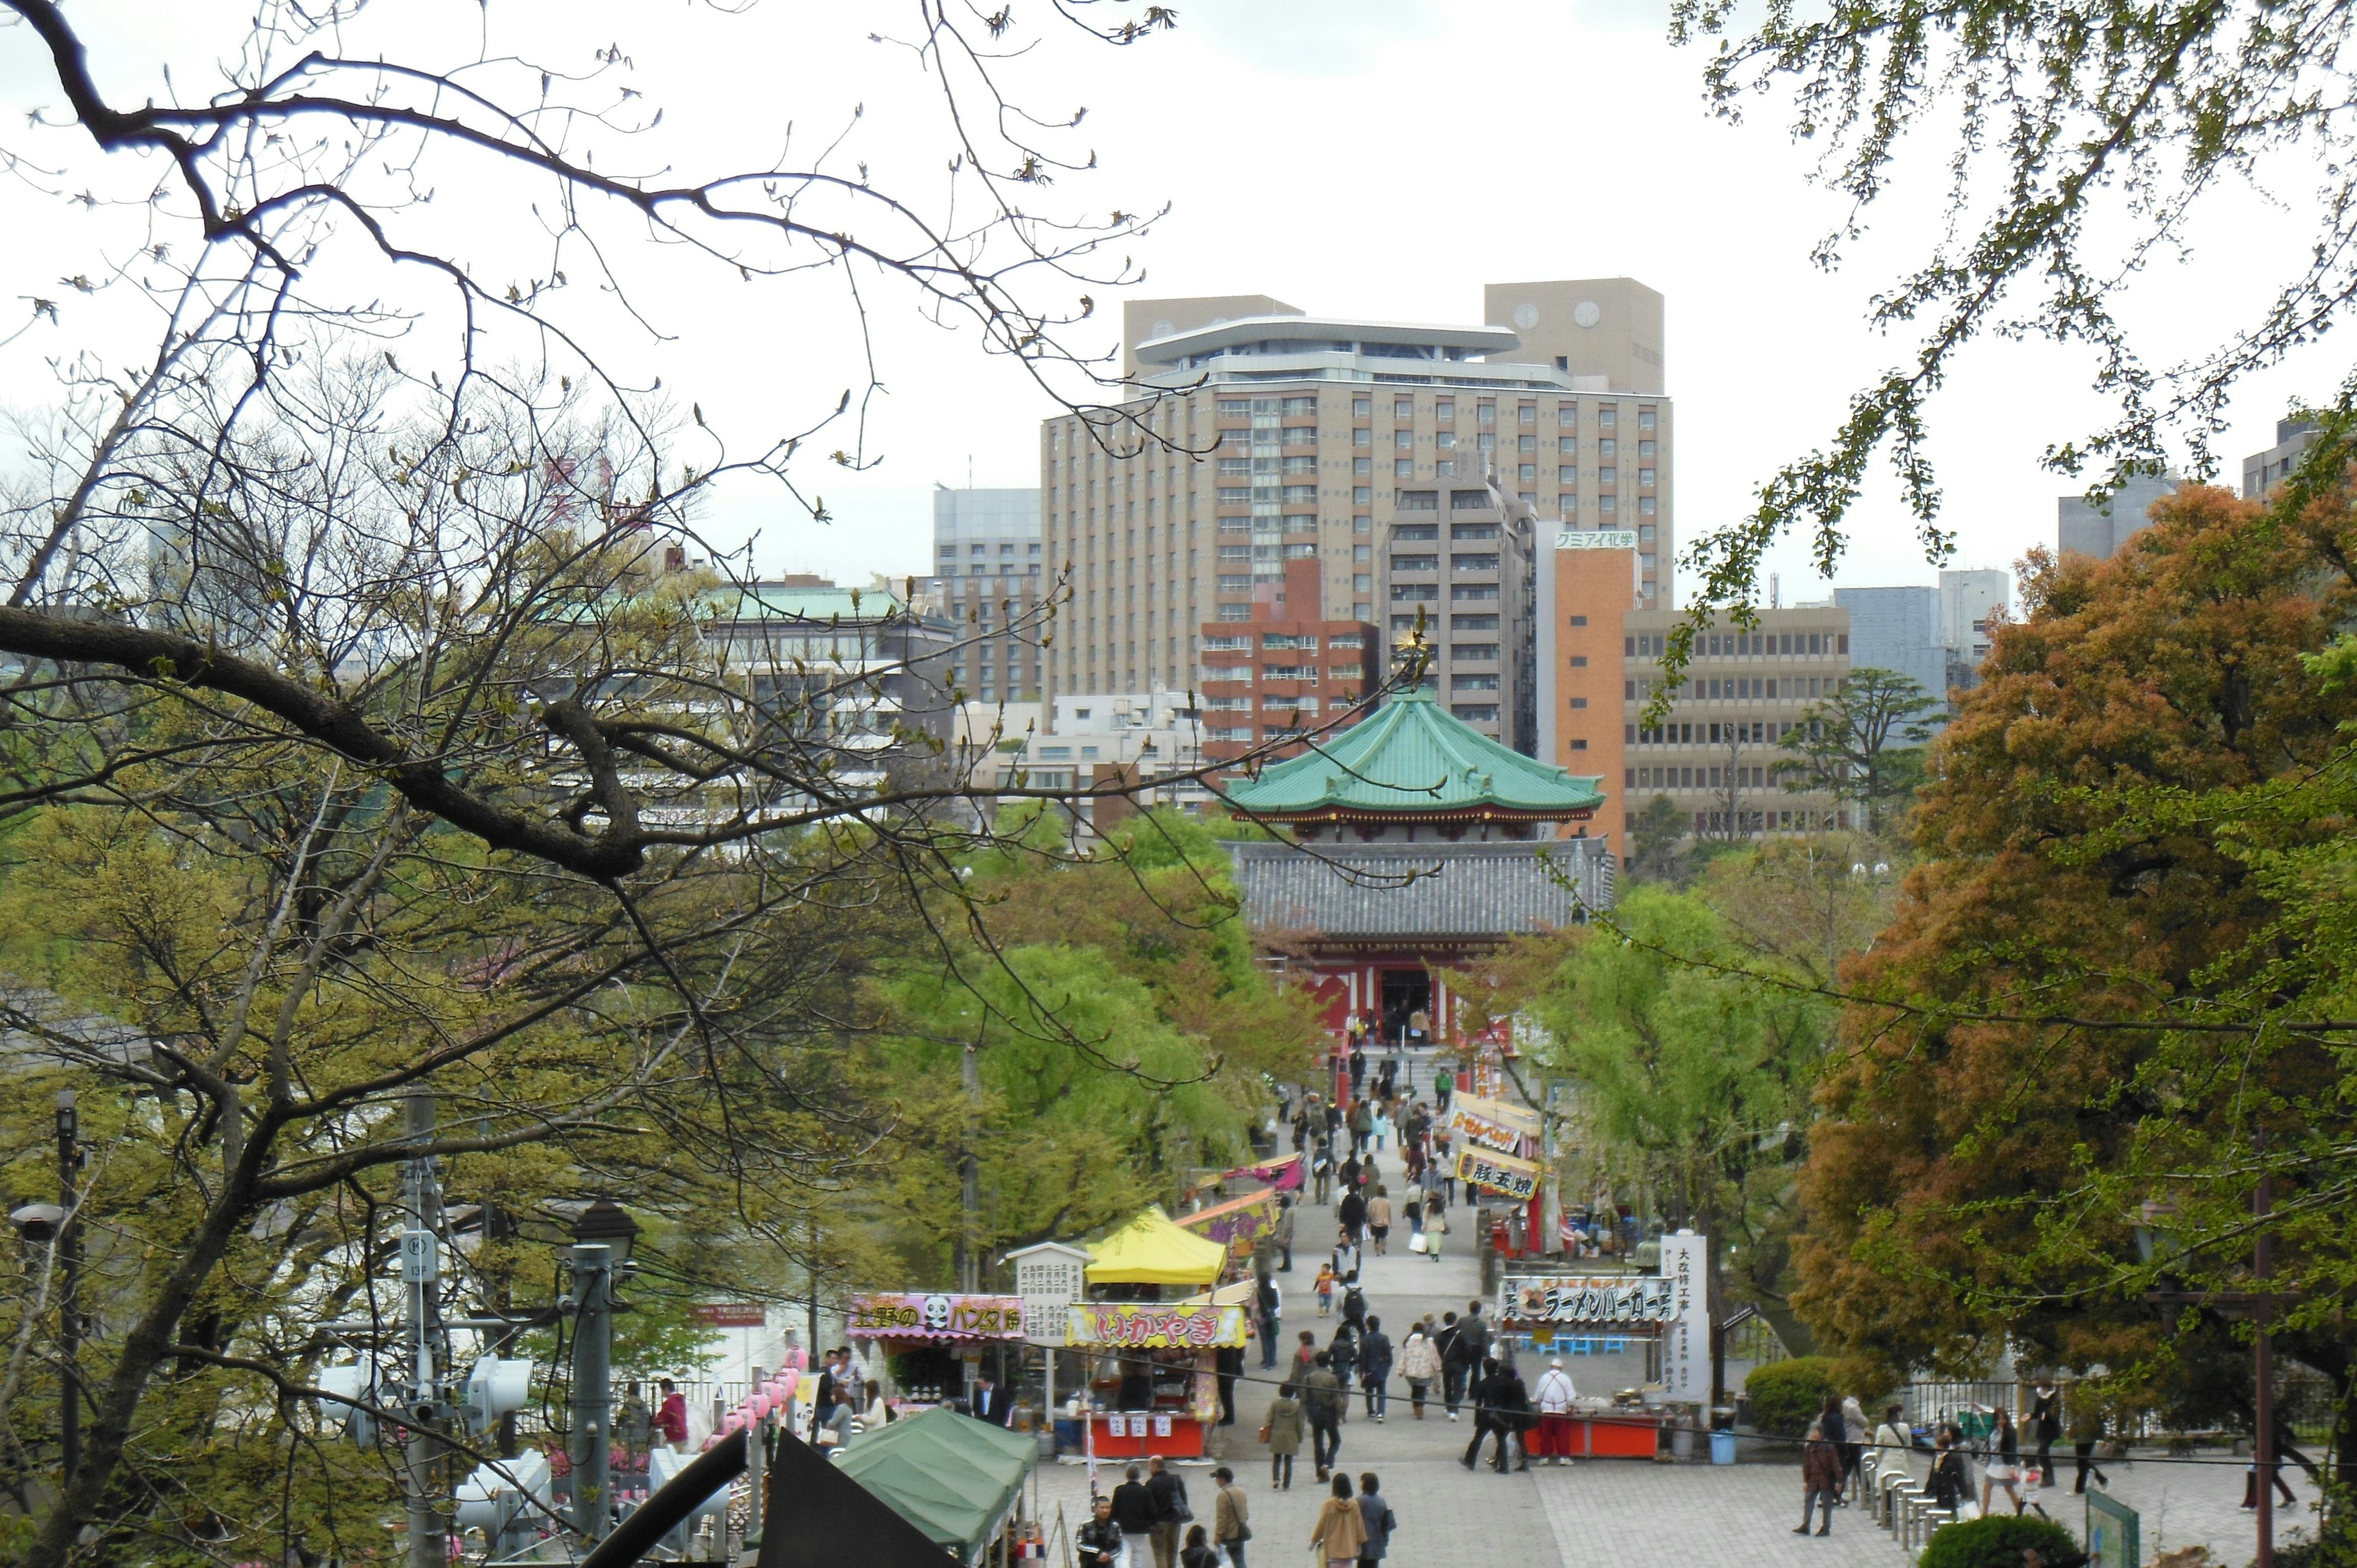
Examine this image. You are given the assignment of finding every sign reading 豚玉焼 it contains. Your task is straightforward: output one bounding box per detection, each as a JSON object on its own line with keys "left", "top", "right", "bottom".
{"left": 1455, "top": 1146, "right": 1541, "bottom": 1200}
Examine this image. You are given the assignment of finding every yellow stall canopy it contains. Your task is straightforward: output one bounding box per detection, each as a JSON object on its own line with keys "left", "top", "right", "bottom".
{"left": 1083, "top": 1206, "right": 1227, "bottom": 1288}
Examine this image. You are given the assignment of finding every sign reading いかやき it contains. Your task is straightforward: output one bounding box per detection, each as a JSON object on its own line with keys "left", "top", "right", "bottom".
{"left": 1067, "top": 1302, "right": 1247, "bottom": 1350}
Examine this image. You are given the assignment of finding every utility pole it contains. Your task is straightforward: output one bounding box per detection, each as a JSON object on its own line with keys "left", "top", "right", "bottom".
{"left": 958, "top": 1040, "right": 982, "bottom": 1296}
{"left": 56, "top": 1091, "right": 80, "bottom": 1489}
{"left": 2256, "top": 1126, "right": 2275, "bottom": 1568}
{"left": 400, "top": 1092, "right": 446, "bottom": 1568}
{"left": 570, "top": 1244, "right": 616, "bottom": 1544}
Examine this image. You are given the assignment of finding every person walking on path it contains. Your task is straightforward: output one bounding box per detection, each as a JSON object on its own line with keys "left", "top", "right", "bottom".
{"left": 1358, "top": 1315, "right": 1393, "bottom": 1422}
{"left": 1532, "top": 1358, "right": 1577, "bottom": 1465}
{"left": 2069, "top": 1405, "right": 2110, "bottom": 1494}
{"left": 1262, "top": 1385, "right": 1304, "bottom": 1491}
{"left": 2029, "top": 1377, "right": 2062, "bottom": 1487}
{"left": 1293, "top": 1330, "right": 1318, "bottom": 1382}
{"left": 1437, "top": 1311, "right": 1475, "bottom": 1419}
{"left": 1310, "top": 1474, "right": 1369, "bottom": 1568}
{"left": 1398, "top": 1323, "right": 1441, "bottom": 1418}
{"left": 1461, "top": 1358, "right": 1516, "bottom": 1473}
{"left": 1146, "top": 1454, "right": 1188, "bottom": 1568}
{"left": 1870, "top": 1403, "right": 1913, "bottom": 1483}
{"left": 1840, "top": 1392, "right": 1868, "bottom": 1498}
{"left": 1255, "top": 1275, "right": 1282, "bottom": 1371}
{"left": 1816, "top": 1394, "right": 1848, "bottom": 1507}
{"left": 1211, "top": 1466, "right": 1251, "bottom": 1568}
{"left": 654, "top": 1377, "right": 689, "bottom": 1451}
{"left": 1304, "top": 1353, "right": 1345, "bottom": 1480}
{"left": 1349, "top": 1099, "right": 1373, "bottom": 1155}
{"left": 1178, "top": 1524, "right": 1217, "bottom": 1568}
{"left": 1927, "top": 1429, "right": 1970, "bottom": 1513}
{"left": 1338, "top": 1186, "right": 1367, "bottom": 1245}
{"left": 1328, "top": 1321, "right": 1360, "bottom": 1415}
{"left": 1401, "top": 1189, "right": 1422, "bottom": 1243}
{"left": 1312, "top": 1140, "right": 1334, "bottom": 1205}
{"left": 1355, "top": 1472, "right": 1396, "bottom": 1568}
{"left": 1981, "top": 1408, "right": 2026, "bottom": 1516}
{"left": 1111, "top": 1464, "right": 1158, "bottom": 1566}
{"left": 1339, "top": 1275, "right": 1368, "bottom": 1334}
{"left": 1274, "top": 1195, "right": 1297, "bottom": 1273}
{"left": 1796, "top": 1423, "right": 1841, "bottom": 1536}
{"left": 1366, "top": 1188, "right": 1392, "bottom": 1256}
{"left": 1422, "top": 1186, "right": 1447, "bottom": 1262}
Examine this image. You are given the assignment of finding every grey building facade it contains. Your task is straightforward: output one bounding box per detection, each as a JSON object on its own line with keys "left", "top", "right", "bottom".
{"left": 2057, "top": 473, "right": 2181, "bottom": 560}
{"left": 2245, "top": 419, "right": 2321, "bottom": 498}
{"left": 924, "top": 486, "right": 1045, "bottom": 703}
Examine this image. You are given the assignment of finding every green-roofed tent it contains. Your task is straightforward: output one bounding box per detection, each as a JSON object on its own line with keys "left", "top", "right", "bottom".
{"left": 1220, "top": 689, "right": 1604, "bottom": 825}
{"left": 830, "top": 1407, "right": 1036, "bottom": 1564}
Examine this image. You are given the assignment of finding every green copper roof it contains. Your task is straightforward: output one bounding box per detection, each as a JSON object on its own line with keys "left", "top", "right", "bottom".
{"left": 1221, "top": 690, "right": 1606, "bottom": 819}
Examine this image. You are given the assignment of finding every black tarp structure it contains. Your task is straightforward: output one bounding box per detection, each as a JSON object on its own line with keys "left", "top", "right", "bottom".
{"left": 754, "top": 1427, "right": 954, "bottom": 1568}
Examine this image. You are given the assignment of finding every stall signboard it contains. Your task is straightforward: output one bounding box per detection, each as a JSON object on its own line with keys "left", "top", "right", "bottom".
{"left": 1657, "top": 1231, "right": 1709, "bottom": 1404}
{"left": 1218, "top": 1153, "right": 1304, "bottom": 1194}
{"left": 1446, "top": 1096, "right": 1539, "bottom": 1154}
{"left": 1176, "top": 1189, "right": 1279, "bottom": 1251}
{"left": 846, "top": 1293, "right": 1026, "bottom": 1340}
{"left": 689, "top": 1302, "right": 768, "bottom": 1329}
{"left": 1066, "top": 1302, "right": 1248, "bottom": 1350}
{"left": 1012, "top": 1246, "right": 1089, "bottom": 1346}
{"left": 1455, "top": 1145, "right": 1541, "bottom": 1201}
{"left": 1503, "top": 1275, "right": 1678, "bottom": 1325}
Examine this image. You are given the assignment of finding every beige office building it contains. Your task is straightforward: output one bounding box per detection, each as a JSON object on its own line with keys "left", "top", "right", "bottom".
{"left": 1040, "top": 279, "right": 1671, "bottom": 753}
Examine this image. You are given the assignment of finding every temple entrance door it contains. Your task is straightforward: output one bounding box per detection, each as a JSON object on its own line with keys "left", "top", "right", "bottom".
{"left": 1379, "top": 970, "right": 1430, "bottom": 1050}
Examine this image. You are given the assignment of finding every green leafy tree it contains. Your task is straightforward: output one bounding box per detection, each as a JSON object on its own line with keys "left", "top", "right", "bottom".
{"left": 1775, "top": 668, "right": 1939, "bottom": 836}
{"left": 1630, "top": 792, "right": 1689, "bottom": 881}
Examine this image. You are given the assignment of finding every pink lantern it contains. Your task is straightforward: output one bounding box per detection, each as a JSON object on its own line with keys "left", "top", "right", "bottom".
{"left": 749, "top": 1394, "right": 772, "bottom": 1421}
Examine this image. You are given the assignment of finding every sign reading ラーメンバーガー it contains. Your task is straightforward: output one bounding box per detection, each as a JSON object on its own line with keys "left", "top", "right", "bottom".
{"left": 1066, "top": 1302, "right": 1248, "bottom": 1350}
{"left": 1455, "top": 1145, "right": 1541, "bottom": 1200}
{"left": 845, "top": 1293, "right": 1026, "bottom": 1339}
{"left": 1503, "top": 1276, "right": 1677, "bottom": 1325}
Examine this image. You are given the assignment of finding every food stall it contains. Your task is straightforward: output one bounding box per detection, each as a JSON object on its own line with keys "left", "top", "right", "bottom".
{"left": 845, "top": 1292, "right": 1027, "bottom": 1410}
{"left": 1496, "top": 1273, "right": 1678, "bottom": 1458}
{"left": 1447, "top": 1095, "right": 1546, "bottom": 1257}
{"left": 833, "top": 1407, "right": 1042, "bottom": 1567}
{"left": 1069, "top": 1208, "right": 1236, "bottom": 1459}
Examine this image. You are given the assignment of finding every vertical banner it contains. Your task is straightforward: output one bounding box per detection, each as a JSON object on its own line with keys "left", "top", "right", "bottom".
{"left": 1657, "top": 1230, "right": 1709, "bottom": 1404}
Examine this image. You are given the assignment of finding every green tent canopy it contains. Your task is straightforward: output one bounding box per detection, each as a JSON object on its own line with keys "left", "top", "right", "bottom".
{"left": 830, "top": 1407, "right": 1036, "bottom": 1564}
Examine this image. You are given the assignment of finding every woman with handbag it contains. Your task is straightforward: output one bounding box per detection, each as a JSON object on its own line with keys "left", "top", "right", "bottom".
{"left": 1423, "top": 1189, "right": 1449, "bottom": 1263}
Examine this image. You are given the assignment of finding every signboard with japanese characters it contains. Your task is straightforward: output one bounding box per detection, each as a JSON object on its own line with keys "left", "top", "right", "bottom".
{"left": 1657, "top": 1231, "right": 1709, "bottom": 1404}
{"left": 1066, "top": 1302, "right": 1248, "bottom": 1350}
{"left": 1455, "top": 1145, "right": 1541, "bottom": 1201}
{"left": 1012, "top": 1245, "right": 1089, "bottom": 1346}
{"left": 689, "top": 1302, "right": 769, "bottom": 1329}
{"left": 1503, "top": 1275, "right": 1677, "bottom": 1325}
{"left": 1444, "top": 1096, "right": 1540, "bottom": 1154}
{"left": 846, "top": 1293, "right": 1026, "bottom": 1340}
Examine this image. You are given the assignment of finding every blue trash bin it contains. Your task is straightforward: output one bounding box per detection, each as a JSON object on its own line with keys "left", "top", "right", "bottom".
{"left": 1710, "top": 1429, "right": 1738, "bottom": 1466}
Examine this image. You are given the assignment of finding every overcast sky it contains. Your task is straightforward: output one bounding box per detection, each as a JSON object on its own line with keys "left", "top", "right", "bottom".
{"left": 0, "top": 1, "right": 2336, "bottom": 608}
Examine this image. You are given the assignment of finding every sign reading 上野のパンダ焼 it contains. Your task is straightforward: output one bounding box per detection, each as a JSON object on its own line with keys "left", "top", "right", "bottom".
{"left": 688, "top": 1302, "right": 768, "bottom": 1329}
{"left": 845, "top": 1293, "right": 1026, "bottom": 1340}
{"left": 1504, "top": 1276, "right": 1677, "bottom": 1325}
{"left": 1067, "top": 1302, "right": 1248, "bottom": 1350}
{"left": 1455, "top": 1145, "right": 1541, "bottom": 1201}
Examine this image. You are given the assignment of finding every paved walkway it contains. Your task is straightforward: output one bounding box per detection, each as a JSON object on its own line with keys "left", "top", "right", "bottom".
{"left": 1029, "top": 1122, "right": 2294, "bottom": 1566}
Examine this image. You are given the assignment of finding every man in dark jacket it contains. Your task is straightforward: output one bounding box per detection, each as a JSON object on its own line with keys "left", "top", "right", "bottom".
{"left": 1337, "top": 1186, "right": 1368, "bottom": 1243}
{"left": 1076, "top": 1496, "right": 1123, "bottom": 1568}
{"left": 1145, "top": 1454, "right": 1188, "bottom": 1568}
{"left": 1357, "top": 1316, "right": 1393, "bottom": 1422}
{"left": 1303, "top": 1353, "right": 1345, "bottom": 1481}
{"left": 1110, "top": 1466, "right": 1157, "bottom": 1565}
{"left": 1438, "top": 1311, "right": 1479, "bottom": 1419}
{"left": 1460, "top": 1359, "right": 1517, "bottom": 1473}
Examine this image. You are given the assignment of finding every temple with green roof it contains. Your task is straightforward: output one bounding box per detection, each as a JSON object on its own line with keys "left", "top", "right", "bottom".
{"left": 1218, "top": 689, "right": 1615, "bottom": 1045}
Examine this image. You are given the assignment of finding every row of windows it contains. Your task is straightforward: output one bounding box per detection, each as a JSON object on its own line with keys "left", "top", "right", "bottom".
{"left": 1628, "top": 631, "right": 1847, "bottom": 658}
{"left": 1390, "top": 584, "right": 1503, "bottom": 603}
{"left": 1624, "top": 675, "right": 1841, "bottom": 701}
{"left": 1628, "top": 719, "right": 1820, "bottom": 745}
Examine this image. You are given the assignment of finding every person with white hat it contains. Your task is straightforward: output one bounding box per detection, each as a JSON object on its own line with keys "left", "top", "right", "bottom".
{"left": 1532, "top": 1358, "right": 1577, "bottom": 1465}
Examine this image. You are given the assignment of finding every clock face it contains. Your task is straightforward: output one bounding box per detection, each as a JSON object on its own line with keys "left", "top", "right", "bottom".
{"left": 1512, "top": 303, "right": 1539, "bottom": 331}
{"left": 1573, "top": 300, "right": 1602, "bottom": 329}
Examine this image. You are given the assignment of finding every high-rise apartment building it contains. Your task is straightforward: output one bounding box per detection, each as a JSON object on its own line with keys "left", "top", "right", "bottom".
{"left": 2245, "top": 418, "right": 2321, "bottom": 498}
{"left": 1198, "top": 557, "right": 1379, "bottom": 763}
{"left": 1041, "top": 280, "right": 1673, "bottom": 754}
{"left": 2057, "top": 473, "right": 2180, "bottom": 560}
{"left": 1538, "top": 532, "right": 1849, "bottom": 843}
{"left": 924, "top": 485, "right": 1045, "bottom": 703}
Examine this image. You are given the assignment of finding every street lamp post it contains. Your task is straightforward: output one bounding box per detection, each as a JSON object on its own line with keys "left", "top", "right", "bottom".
{"left": 55, "top": 1092, "right": 78, "bottom": 1490}
{"left": 569, "top": 1199, "right": 640, "bottom": 1545}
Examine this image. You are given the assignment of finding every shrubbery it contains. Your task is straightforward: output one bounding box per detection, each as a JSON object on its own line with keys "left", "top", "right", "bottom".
{"left": 1917, "top": 1515, "right": 2086, "bottom": 1568}
{"left": 1743, "top": 1356, "right": 1840, "bottom": 1438}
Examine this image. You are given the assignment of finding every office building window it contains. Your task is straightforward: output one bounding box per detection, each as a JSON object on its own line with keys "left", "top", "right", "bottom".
{"left": 1639, "top": 496, "right": 1656, "bottom": 516}
{"left": 1639, "top": 408, "right": 1657, "bottom": 430}
{"left": 1560, "top": 404, "right": 1577, "bottom": 427}
{"left": 1559, "top": 465, "right": 1577, "bottom": 484}
{"left": 1602, "top": 496, "right": 1619, "bottom": 516}
{"left": 1436, "top": 430, "right": 1455, "bottom": 450}
{"left": 1599, "top": 468, "right": 1617, "bottom": 485}
{"left": 1436, "top": 398, "right": 1455, "bottom": 421}
{"left": 1518, "top": 463, "right": 1537, "bottom": 482}
{"left": 1598, "top": 407, "right": 1617, "bottom": 429}
{"left": 1354, "top": 427, "right": 1372, "bottom": 447}
{"left": 1519, "top": 405, "right": 1536, "bottom": 425}
{"left": 1353, "top": 396, "right": 1371, "bottom": 417}
{"left": 1394, "top": 459, "right": 1414, "bottom": 478}
{"left": 1394, "top": 428, "right": 1414, "bottom": 450}
{"left": 1477, "top": 402, "right": 1496, "bottom": 425}
{"left": 1394, "top": 398, "right": 1414, "bottom": 419}
{"left": 1353, "top": 485, "right": 1372, "bottom": 503}
{"left": 1452, "top": 704, "right": 1500, "bottom": 722}
{"left": 1639, "top": 468, "right": 1655, "bottom": 486}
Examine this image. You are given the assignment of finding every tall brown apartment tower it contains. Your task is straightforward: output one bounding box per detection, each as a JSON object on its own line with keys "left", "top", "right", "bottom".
{"left": 1040, "top": 280, "right": 1672, "bottom": 755}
